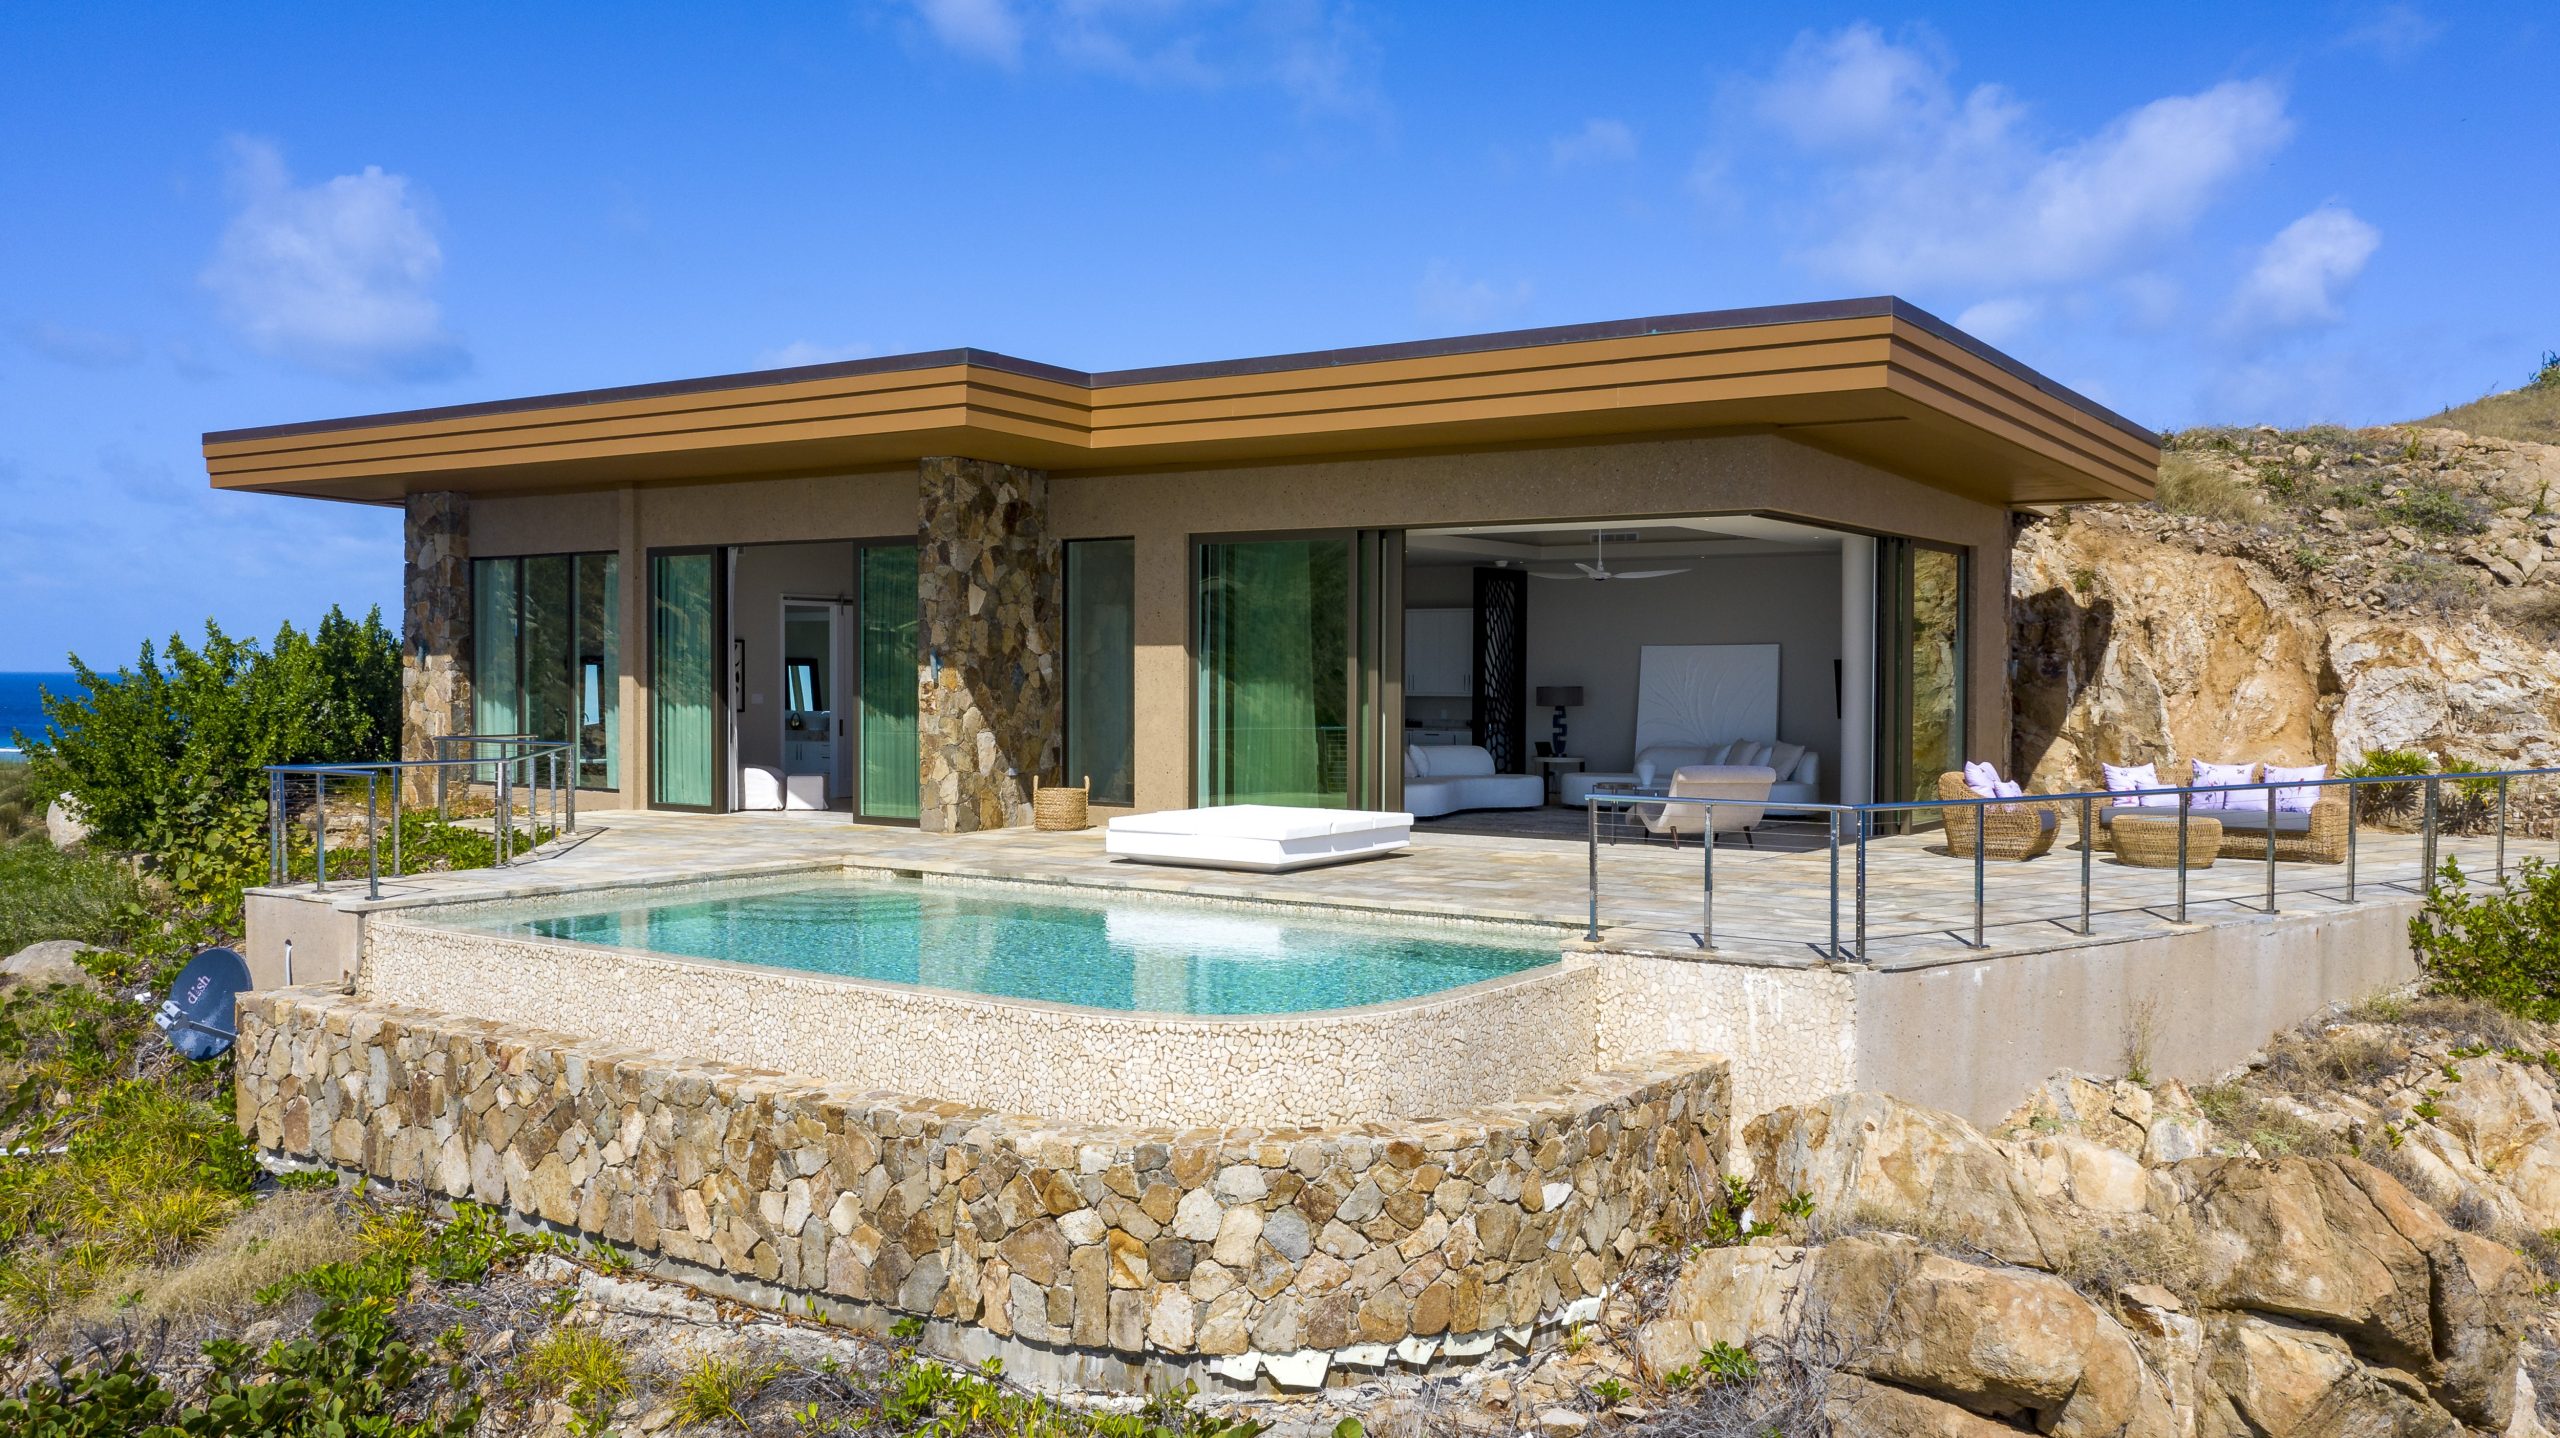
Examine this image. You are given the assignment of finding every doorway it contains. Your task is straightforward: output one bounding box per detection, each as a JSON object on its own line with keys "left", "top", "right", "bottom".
{"left": 779, "top": 600, "right": 851, "bottom": 806}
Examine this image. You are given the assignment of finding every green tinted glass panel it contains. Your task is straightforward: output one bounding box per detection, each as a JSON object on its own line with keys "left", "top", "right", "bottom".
{"left": 651, "top": 553, "right": 719, "bottom": 808}
{"left": 859, "top": 545, "right": 920, "bottom": 821}
{"left": 1065, "top": 539, "right": 1136, "bottom": 806}
{"left": 471, "top": 558, "right": 520, "bottom": 783}
{"left": 577, "top": 554, "right": 619, "bottom": 789}
{"left": 521, "top": 555, "right": 574, "bottom": 786}
{"left": 1907, "top": 547, "right": 1965, "bottom": 802}
{"left": 1196, "top": 538, "right": 1350, "bottom": 808}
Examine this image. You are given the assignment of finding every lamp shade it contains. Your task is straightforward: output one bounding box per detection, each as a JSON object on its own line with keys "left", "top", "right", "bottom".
{"left": 1534, "top": 686, "right": 1584, "bottom": 707}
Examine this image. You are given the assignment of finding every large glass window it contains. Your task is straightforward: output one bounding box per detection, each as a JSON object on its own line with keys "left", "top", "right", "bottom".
{"left": 651, "top": 552, "right": 719, "bottom": 809}
{"left": 1065, "top": 539, "right": 1136, "bottom": 806}
{"left": 1196, "top": 537, "right": 1351, "bottom": 809}
{"left": 858, "top": 544, "right": 920, "bottom": 821}
{"left": 1877, "top": 539, "right": 1967, "bottom": 808}
{"left": 470, "top": 553, "right": 618, "bottom": 789}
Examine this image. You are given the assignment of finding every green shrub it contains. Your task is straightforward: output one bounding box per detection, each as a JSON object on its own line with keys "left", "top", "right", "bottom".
{"left": 18, "top": 609, "right": 398, "bottom": 927}
{"left": 0, "top": 838, "right": 151, "bottom": 956}
{"left": 2342, "top": 747, "right": 2437, "bottom": 825}
{"left": 2390, "top": 481, "right": 2489, "bottom": 537}
{"left": 2410, "top": 857, "right": 2560, "bottom": 1020}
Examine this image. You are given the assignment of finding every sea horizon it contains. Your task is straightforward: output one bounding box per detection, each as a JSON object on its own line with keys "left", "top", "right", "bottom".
{"left": 0, "top": 670, "right": 81, "bottom": 762}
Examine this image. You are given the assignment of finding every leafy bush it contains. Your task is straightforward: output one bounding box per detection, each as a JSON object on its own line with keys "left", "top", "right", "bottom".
{"left": 2410, "top": 857, "right": 2560, "bottom": 1020}
{"left": 2390, "top": 480, "right": 2489, "bottom": 537}
{"left": 17, "top": 609, "right": 399, "bottom": 926}
{"left": 2342, "top": 747, "right": 2437, "bottom": 825}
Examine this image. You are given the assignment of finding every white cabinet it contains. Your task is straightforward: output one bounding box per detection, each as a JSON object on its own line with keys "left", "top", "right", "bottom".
{"left": 1407, "top": 727, "right": 1473, "bottom": 747}
{"left": 1403, "top": 608, "right": 1473, "bottom": 697}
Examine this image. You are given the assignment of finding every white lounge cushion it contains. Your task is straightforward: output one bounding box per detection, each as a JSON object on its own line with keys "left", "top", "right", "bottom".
{"left": 1411, "top": 744, "right": 1496, "bottom": 777}
{"left": 1106, "top": 805, "right": 1413, "bottom": 872}
{"left": 1405, "top": 773, "right": 1546, "bottom": 818}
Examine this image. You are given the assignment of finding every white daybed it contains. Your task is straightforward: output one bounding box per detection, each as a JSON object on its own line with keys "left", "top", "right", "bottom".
{"left": 1105, "top": 805, "right": 1413, "bottom": 873}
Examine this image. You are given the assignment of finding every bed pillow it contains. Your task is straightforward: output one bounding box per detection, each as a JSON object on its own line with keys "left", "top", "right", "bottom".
{"left": 2103, "top": 761, "right": 2174, "bottom": 809}
{"left": 1962, "top": 760, "right": 2002, "bottom": 797}
{"left": 1769, "top": 741, "right": 1808, "bottom": 782}
{"left": 2264, "top": 763, "right": 2326, "bottom": 813}
{"left": 2191, "top": 759, "right": 2256, "bottom": 811}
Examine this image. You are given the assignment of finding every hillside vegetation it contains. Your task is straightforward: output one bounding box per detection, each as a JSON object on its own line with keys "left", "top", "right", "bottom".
{"left": 2421, "top": 352, "right": 2560, "bottom": 445}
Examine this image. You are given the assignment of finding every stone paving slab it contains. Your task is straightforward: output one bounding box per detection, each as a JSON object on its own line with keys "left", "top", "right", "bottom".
{"left": 256, "top": 807, "right": 2557, "bottom": 969}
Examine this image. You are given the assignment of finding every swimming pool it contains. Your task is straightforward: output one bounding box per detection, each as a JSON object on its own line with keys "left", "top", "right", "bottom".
{"left": 428, "top": 874, "right": 1561, "bottom": 1016}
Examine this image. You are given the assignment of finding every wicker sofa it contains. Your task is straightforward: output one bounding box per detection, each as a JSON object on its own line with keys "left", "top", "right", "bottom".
{"left": 2078, "top": 761, "right": 2351, "bottom": 865}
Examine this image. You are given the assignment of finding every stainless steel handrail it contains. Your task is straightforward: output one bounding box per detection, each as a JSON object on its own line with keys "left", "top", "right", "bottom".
{"left": 265, "top": 738, "right": 576, "bottom": 900}
{"left": 1582, "top": 764, "right": 2552, "bottom": 957}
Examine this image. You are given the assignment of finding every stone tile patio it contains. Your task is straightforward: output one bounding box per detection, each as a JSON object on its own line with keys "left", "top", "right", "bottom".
{"left": 270, "top": 804, "right": 2557, "bottom": 970}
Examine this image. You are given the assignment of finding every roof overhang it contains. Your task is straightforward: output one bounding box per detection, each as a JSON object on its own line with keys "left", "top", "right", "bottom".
{"left": 202, "top": 297, "right": 2160, "bottom": 507}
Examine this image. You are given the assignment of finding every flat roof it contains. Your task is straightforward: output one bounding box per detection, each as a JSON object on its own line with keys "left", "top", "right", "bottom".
{"left": 204, "top": 296, "right": 2161, "bottom": 506}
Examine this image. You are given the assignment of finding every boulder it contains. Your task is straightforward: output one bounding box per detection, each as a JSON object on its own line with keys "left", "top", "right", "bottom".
{"left": 1801, "top": 1235, "right": 2176, "bottom": 1438}
{"left": 1633, "top": 1243, "right": 1807, "bottom": 1378}
{"left": 44, "top": 795, "right": 88, "bottom": 848}
{"left": 2200, "top": 1313, "right": 2465, "bottom": 1438}
{"left": 2424, "top": 1056, "right": 2560, "bottom": 1221}
{"left": 1746, "top": 1093, "right": 2066, "bottom": 1268}
{"left": 1, "top": 939, "right": 101, "bottom": 989}
{"left": 2180, "top": 1156, "right": 2437, "bottom": 1372}
{"left": 1822, "top": 1373, "right": 2027, "bottom": 1438}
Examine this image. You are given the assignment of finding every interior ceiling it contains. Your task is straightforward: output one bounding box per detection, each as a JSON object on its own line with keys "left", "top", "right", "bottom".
{"left": 1403, "top": 515, "right": 1845, "bottom": 565}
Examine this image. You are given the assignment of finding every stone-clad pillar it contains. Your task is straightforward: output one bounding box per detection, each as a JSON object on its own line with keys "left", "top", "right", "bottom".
{"left": 918, "top": 458, "right": 1061, "bottom": 832}
{"left": 401, "top": 491, "right": 470, "bottom": 799}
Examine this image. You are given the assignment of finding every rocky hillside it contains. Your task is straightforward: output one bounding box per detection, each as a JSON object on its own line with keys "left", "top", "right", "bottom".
{"left": 2011, "top": 397, "right": 2560, "bottom": 791}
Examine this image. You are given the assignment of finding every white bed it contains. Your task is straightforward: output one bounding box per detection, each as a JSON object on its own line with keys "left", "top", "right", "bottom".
{"left": 1105, "top": 806, "right": 1413, "bottom": 872}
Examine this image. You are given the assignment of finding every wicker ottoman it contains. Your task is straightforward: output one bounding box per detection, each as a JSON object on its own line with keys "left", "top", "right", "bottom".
{"left": 2112, "top": 813, "right": 2221, "bottom": 869}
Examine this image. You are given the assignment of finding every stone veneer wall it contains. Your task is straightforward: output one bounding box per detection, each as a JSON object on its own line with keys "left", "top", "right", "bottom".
{"left": 235, "top": 989, "right": 1726, "bottom": 1388}
{"left": 918, "top": 457, "right": 1061, "bottom": 833}
{"left": 401, "top": 492, "right": 470, "bottom": 803}
{"left": 360, "top": 915, "right": 1597, "bottom": 1128}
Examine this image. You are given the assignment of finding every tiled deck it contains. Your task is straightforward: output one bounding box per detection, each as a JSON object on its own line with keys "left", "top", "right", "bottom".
{"left": 279, "top": 805, "right": 2555, "bottom": 970}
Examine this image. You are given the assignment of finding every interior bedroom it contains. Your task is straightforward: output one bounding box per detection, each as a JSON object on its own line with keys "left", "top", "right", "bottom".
{"left": 1398, "top": 516, "right": 1869, "bottom": 847}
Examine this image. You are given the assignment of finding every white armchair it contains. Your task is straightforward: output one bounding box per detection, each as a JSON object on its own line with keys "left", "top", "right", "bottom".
{"left": 1639, "top": 765, "right": 1777, "bottom": 848}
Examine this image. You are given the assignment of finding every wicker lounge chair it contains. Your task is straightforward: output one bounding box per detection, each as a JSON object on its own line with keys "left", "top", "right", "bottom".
{"left": 2080, "top": 759, "right": 2350, "bottom": 864}
{"left": 1935, "top": 772, "right": 2064, "bottom": 861}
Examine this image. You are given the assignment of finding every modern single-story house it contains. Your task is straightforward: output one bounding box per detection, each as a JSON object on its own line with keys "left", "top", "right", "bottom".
{"left": 203, "top": 297, "right": 2157, "bottom": 833}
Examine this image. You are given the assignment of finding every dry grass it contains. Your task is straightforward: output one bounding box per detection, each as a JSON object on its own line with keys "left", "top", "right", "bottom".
{"left": 2054, "top": 1215, "right": 2203, "bottom": 1307}
{"left": 2425, "top": 380, "right": 2560, "bottom": 446}
{"left": 87, "top": 1190, "right": 360, "bottom": 1322}
{"left": 2154, "top": 451, "right": 2267, "bottom": 523}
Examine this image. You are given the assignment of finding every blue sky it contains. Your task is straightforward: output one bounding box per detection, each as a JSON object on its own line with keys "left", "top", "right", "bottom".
{"left": 2, "top": 1, "right": 2554, "bottom": 670}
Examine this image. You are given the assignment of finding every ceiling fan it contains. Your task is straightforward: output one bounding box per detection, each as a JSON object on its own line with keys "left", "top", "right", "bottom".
{"left": 1528, "top": 531, "right": 1689, "bottom": 582}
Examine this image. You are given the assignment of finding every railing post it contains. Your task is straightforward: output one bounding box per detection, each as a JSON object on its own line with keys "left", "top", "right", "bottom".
{"left": 1971, "top": 801, "right": 1986, "bottom": 949}
{"left": 1702, "top": 810, "right": 1716, "bottom": 953}
{"left": 2497, "top": 775, "right": 2510, "bottom": 882}
{"left": 2263, "top": 781, "right": 2278, "bottom": 914}
{"left": 1854, "top": 807, "right": 1869, "bottom": 962}
{"left": 2078, "top": 794, "right": 2093, "bottom": 936}
{"left": 2423, "top": 776, "right": 2441, "bottom": 897}
{"left": 2346, "top": 782, "right": 2359, "bottom": 902}
{"left": 1827, "top": 810, "right": 1841, "bottom": 960}
{"left": 567, "top": 748, "right": 578, "bottom": 833}
{"left": 436, "top": 737, "right": 449, "bottom": 823}
{"left": 267, "top": 769, "right": 283, "bottom": 887}
{"left": 1585, "top": 799, "right": 1600, "bottom": 942}
{"left": 365, "top": 773, "right": 380, "bottom": 902}
{"left": 495, "top": 756, "right": 511, "bottom": 869}
{"left": 2175, "top": 789, "right": 2190, "bottom": 923}
{"left": 390, "top": 767, "right": 402, "bottom": 879}
{"left": 313, "top": 772, "right": 328, "bottom": 893}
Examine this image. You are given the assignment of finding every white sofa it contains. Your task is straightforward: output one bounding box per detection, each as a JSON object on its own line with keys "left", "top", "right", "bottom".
{"left": 1402, "top": 744, "right": 1546, "bottom": 819}
{"left": 1561, "top": 740, "right": 1821, "bottom": 809}
{"left": 1106, "top": 805, "right": 1412, "bottom": 872}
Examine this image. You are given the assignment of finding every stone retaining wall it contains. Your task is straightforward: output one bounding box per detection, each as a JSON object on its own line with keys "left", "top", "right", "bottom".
{"left": 235, "top": 988, "right": 1725, "bottom": 1388}
{"left": 360, "top": 916, "right": 1597, "bottom": 1128}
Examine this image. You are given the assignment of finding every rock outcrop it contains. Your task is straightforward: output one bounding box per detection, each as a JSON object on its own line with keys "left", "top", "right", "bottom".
{"left": 2011, "top": 424, "right": 2560, "bottom": 791}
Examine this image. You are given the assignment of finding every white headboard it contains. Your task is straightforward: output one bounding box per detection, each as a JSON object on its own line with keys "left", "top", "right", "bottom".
{"left": 1634, "top": 644, "right": 1780, "bottom": 752}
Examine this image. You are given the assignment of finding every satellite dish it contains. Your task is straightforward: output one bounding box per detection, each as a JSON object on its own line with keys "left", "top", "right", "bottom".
{"left": 156, "top": 947, "right": 250, "bottom": 1061}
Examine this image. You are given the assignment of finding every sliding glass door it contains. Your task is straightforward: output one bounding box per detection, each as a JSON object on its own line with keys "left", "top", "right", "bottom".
{"left": 651, "top": 550, "right": 722, "bottom": 810}
{"left": 1196, "top": 536, "right": 1352, "bottom": 808}
{"left": 857, "top": 543, "right": 920, "bottom": 822}
{"left": 470, "top": 552, "right": 619, "bottom": 790}
{"left": 1876, "top": 538, "right": 1967, "bottom": 811}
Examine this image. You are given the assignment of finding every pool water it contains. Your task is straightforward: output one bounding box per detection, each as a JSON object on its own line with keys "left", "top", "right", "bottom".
{"left": 434, "top": 877, "right": 1560, "bottom": 1016}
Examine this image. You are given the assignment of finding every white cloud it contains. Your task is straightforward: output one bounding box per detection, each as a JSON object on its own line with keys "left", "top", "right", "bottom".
{"left": 2337, "top": 3, "right": 2442, "bottom": 60}
{"left": 1954, "top": 297, "right": 2040, "bottom": 345}
{"left": 914, "top": 0, "right": 1025, "bottom": 66}
{"left": 1549, "top": 118, "right": 1635, "bottom": 169}
{"left": 20, "top": 321, "right": 141, "bottom": 368}
{"left": 1745, "top": 26, "right": 2292, "bottom": 295}
{"left": 756, "top": 340, "right": 872, "bottom": 369}
{"left": 2227, "top": 204, "right": 2381, "bottom": 336}
{"left": 900, "top": 0, "right": 1379, "bottom": 114}
{"left": 1415, "top": 260, "right": 1531, "bottom": 329}
{"left": 200, "top": 136, "right": 466, "bottom": 381}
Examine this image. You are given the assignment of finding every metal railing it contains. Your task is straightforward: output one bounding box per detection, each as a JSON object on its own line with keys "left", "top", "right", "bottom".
{"left": 1581, "top": 765, "right": 2554, "bottom": 960}
{"left": 264, "top": 736, "right": 578, "bottom": 901}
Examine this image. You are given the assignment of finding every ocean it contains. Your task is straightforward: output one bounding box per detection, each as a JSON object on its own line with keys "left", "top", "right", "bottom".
{"left": 0, "top": 672, "right": 81, "bottom": 761}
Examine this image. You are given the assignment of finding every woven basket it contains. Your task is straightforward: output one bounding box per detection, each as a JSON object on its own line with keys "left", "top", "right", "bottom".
{"left": 2112, "top": 813, "right": 2221, "bottom": 869}
{"left": 1033, "top": 777, "right": 1091, "bottom": 832}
